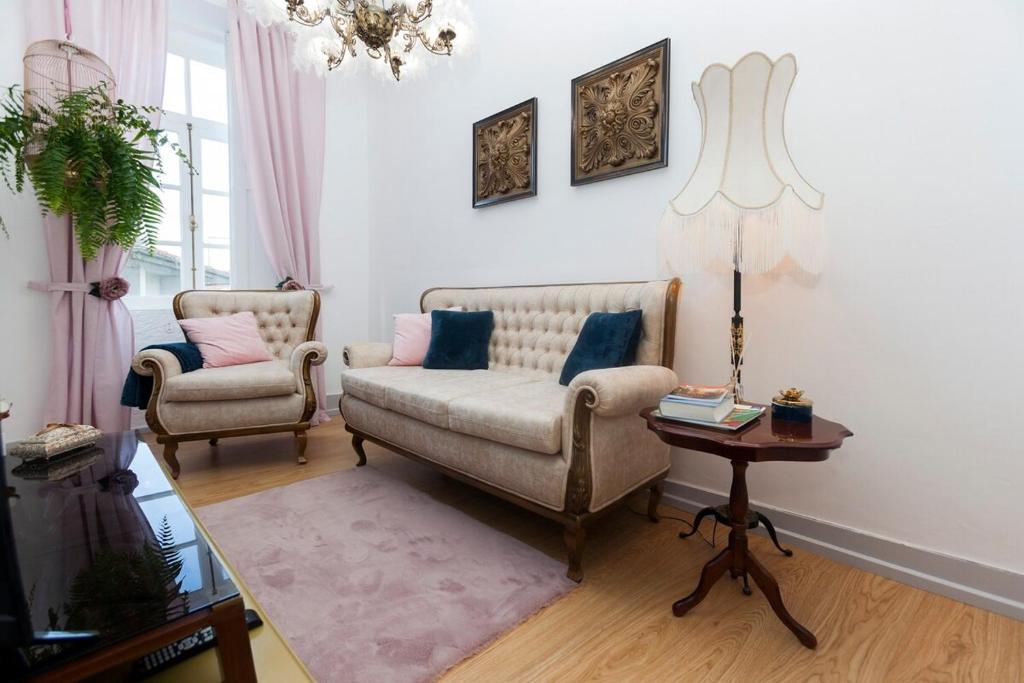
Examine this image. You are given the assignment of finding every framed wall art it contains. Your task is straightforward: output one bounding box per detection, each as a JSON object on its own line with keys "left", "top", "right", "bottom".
{"left": 571, "top": 38, "right": 670, "bottom": 186}
{"left": 472, "top": 97, "right": 538, "bottom": 208}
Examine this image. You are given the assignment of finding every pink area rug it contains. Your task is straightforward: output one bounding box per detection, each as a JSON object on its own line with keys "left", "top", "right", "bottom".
{"left": 197, "top": 467, "right": 576, "bottom": 682}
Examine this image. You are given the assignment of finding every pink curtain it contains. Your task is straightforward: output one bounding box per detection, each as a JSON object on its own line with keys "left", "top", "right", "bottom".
{"left": 26, "top": 1, "right": 168, "bottom": 432}
{"left": 228, "top": 1, "right": 330, "bottom": 425}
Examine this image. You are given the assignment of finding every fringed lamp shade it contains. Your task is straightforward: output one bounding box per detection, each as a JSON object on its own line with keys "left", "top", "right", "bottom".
{"left": 23, "top": 40, "right": 115, "bottom": 117}
{"left": 659, "top": 52, "right": 824, "bottom": 275}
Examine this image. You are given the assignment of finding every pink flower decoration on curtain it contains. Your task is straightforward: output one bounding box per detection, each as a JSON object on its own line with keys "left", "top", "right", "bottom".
{"left": 278, "top": 277, "right": 305, "bottom": 291}
{"left": 89, "top": 276, "right": 131, "bottom": 301}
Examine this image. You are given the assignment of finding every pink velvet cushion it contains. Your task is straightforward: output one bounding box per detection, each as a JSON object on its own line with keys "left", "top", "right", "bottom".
{"left": 388, "top": 307, "right": 463, "bottom": 366}
{"left": 178, "top": 311, "right": 274, "bottom": 368}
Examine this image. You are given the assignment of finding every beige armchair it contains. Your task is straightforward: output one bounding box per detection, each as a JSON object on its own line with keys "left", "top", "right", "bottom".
{"left": 134, "top": 289, "right": 327, "bottom": 479}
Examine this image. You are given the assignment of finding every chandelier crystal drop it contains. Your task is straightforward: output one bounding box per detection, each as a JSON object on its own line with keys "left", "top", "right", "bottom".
{"left": 248, "top": 0, "right": 472, "bottom": 81}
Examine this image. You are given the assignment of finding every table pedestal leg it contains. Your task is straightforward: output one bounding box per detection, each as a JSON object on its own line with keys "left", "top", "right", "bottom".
{"left": 746, "top": 549, "right": 817, "bottom": 648}
{"left": 672, "top": 547, "right": 731, "bottom": 616}
{"left": 671, "top": 460, "right": 818, "bottom": 649}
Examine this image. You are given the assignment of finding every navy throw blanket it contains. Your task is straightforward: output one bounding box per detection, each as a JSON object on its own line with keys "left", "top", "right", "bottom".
{"left": 120, "top": 343, "right": 204, "bottom": 410}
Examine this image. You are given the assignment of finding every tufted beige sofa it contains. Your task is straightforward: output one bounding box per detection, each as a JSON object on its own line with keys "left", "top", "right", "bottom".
{"left": 134, "top": 290, "right": 327, "bottom": 479}
{"left": 341, "top": 279, "right": 681, "bottom": 580}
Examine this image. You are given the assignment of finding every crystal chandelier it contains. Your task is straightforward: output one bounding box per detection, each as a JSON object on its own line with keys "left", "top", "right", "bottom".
{"left": 256, "top": 0, "right": 470, "bottom": 81}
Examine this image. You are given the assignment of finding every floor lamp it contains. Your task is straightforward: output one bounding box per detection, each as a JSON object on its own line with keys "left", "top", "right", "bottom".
{"left": 659, "top": 52, "right": 825, "bottom": 401}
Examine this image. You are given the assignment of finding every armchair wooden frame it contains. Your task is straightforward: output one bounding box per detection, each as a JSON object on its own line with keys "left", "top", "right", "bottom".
{"left": 140, "top": 290, "right": 322, "bottom": 479}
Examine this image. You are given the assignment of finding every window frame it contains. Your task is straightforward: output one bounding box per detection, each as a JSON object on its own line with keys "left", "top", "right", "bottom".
{"left": 125, "top": 24, "right": 239, "bottom": 311}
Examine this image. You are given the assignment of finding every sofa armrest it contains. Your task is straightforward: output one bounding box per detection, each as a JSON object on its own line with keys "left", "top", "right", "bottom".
{"left": 290, "top": 341, "right": 328, "bottom": 373}
{"left": 563, "top": 365, "right": 678, "bottom": 520}
{"left": 132, "top": 349, "right": 185, "bottom": 382}
{"left": 290, "top": 341, "right": 328, "bottom": 393}
{"left": 343, "top": 342, "right": 393, "bottom": 369}
{"left": 567, "top": 365, "right": 678, "bottom": 417}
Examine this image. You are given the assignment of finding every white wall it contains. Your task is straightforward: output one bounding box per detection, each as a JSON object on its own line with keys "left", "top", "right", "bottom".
{"left": 318, "top": 75, "right": 371, "bottom": 397}
{"left": 0, "top": 0, "right": 51, "bottom": 442}
{"left": 342, "top": 0, "right": 1024, "bottom": 574}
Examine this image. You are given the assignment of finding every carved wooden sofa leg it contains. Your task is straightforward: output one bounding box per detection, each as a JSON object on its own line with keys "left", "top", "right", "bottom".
{"left": 209, "top": 438, "right": 219, "bottom": 446}
{"left": 564, "top": 518, "right": 586, "bottom": 583}
{"left": 295, "top": 430, "right": 308, "bottom": 465}
{"left": 163, "top": 441, "right": 181, "bottom": 480}
{"left": 352, "top": 434, "right": 367, "bottom": 467}
{"left": 648, "top": 482, "right": 664, "bottom": 523}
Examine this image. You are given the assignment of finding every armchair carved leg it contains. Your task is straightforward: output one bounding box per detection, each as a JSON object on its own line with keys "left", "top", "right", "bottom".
{"left": 563, "top": 519, "right": 586, "bottom": 583}
{"left": 163, "top": 441, "right": 181, "bottom": 480}
{"left": 647, "top": 482, "right": 663, "bottom": 523}
{"left": 295, "top": 430, "right": 308, "bottom": 465}
{"left": 351, "top": 435, "right": 367, "bottom": 467}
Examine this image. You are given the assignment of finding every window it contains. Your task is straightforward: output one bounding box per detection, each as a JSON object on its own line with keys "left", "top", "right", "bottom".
{"left": 124, "top": 43, "right": 232, "bottom": 307}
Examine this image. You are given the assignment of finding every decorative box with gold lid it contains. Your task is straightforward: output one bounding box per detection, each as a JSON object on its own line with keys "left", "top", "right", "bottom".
{"left": 771, "top": 388, "right": 813, "bottom": 423}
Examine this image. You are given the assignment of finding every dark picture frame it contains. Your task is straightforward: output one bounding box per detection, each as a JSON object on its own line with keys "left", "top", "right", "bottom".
{"left": 472, "top": 97, "right": 538, "bottom": 208}
{"left": 570, "top": 38, "right": 670, "bottom": 186}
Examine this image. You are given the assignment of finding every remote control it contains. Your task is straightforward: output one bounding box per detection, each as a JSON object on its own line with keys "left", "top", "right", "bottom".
{"left": 130, "top": 608, "right": 263, "bottom": 679}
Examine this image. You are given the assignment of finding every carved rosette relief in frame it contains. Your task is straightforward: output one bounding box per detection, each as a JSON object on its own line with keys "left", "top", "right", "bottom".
{"left": 472, "top": 98, "right": 538, "bottom": 208}
{"left": 571, "top": 39, "right": 670, "bottom": 186}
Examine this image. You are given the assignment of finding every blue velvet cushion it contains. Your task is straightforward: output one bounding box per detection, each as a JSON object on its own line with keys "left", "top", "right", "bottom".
{"left": 423, "top": 310, "right": 495, "bottom": 370}
{"left": 559, "top": 310, "right": 643, "bottom": 385}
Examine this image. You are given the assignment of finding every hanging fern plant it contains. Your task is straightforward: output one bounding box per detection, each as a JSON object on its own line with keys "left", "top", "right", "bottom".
{"left": 0, "top": 83, "right": 189, "bottom": 261}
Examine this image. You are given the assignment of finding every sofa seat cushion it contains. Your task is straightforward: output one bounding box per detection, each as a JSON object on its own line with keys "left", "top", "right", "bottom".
{"left": 448, "top": 381, "right": 567, "bottom": 455}
{"left": 342, "top": 367, "right": 535, "bottom": 428}
{"left": 385, "top": 370, "right": 535, "bottom": 428}
{"left": 163, "top": 360, "right": 296, "bottom": 402}
{"left": 341, "top": 366, "right": 432, "bottom": 407}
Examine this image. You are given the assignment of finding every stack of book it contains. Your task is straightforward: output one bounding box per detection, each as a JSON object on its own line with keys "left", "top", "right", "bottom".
{"left": 655, "top": 385, "right": 764, "bottom": 431}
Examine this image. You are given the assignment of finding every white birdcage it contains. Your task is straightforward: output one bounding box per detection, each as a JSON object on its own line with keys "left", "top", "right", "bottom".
{"left": 21, "top": 39, "right": 115, "bottom": 159}
{"left": 22, "top": 39, "right": 115, "bottom": 117}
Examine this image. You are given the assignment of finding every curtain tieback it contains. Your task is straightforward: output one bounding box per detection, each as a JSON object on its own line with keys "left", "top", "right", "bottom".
{"left": 28, "top": 281, "right": 91, "bottom": 293}
{"left": 29, "top": 277, "right": 130, "bottom": 300}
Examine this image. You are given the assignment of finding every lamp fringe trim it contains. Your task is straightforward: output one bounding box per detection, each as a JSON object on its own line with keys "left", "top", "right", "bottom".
{"left": 658, "top": 188, "right": 824, "bottom": 275}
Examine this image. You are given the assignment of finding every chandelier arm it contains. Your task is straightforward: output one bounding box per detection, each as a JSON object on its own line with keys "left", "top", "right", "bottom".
{"left": 416, "top": 30, "right": 454, "bottom": 55}
{"left": 381, "top": 42, "right": 402, "bottom": 80}
{"left": 403, "top": 0, "right": 434, "bottom": 24}
{"left": 345, "top": 23, "right": 359, "bottom": 57}
{"left": 286, "top": 1, "right": 330, "bottom": 27}
{"left": 328, "top": 11, "right": 348, "bottom": 39}
{"left": 391, "top": 3, "right": 409, "bottom": 34}
{"left": 329, "top": 0, "right": 356, "bottom": 18}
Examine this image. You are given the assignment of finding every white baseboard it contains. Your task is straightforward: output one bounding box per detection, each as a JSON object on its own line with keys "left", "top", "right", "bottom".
{"left": 662, "top": 479, "right": 1024, "bottom": 622}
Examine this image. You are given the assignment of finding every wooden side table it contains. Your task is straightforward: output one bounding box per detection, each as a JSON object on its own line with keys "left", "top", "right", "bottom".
{"left": 641, "top": 407, "right": 852, "bottom": 649}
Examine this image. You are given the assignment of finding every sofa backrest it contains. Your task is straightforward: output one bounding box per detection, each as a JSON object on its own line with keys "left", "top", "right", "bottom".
{"left": 421, "top": 279, "right": 680, "bottom": 380}
{"left": 173, "top": 289, "right": 320, "bottom": 361}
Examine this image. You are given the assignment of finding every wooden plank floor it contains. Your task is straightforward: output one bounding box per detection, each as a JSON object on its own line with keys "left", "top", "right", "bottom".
{"left": 146, "top": 420, "right": 1024, "bottom": 682}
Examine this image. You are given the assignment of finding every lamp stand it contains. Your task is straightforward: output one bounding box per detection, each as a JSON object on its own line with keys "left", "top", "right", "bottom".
{"left": 730, "top": 268, "right": 744, "bottom": 403}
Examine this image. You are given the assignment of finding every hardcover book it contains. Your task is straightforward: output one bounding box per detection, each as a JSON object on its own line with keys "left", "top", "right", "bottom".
{"left": 663, "top": 385, "right": 730, "bottom": 405}
{"left": 653, "top": 405, "right": 765, "bottom": 431}
{"left": 659, "top": 395, "right": 735, "bottom": 423}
